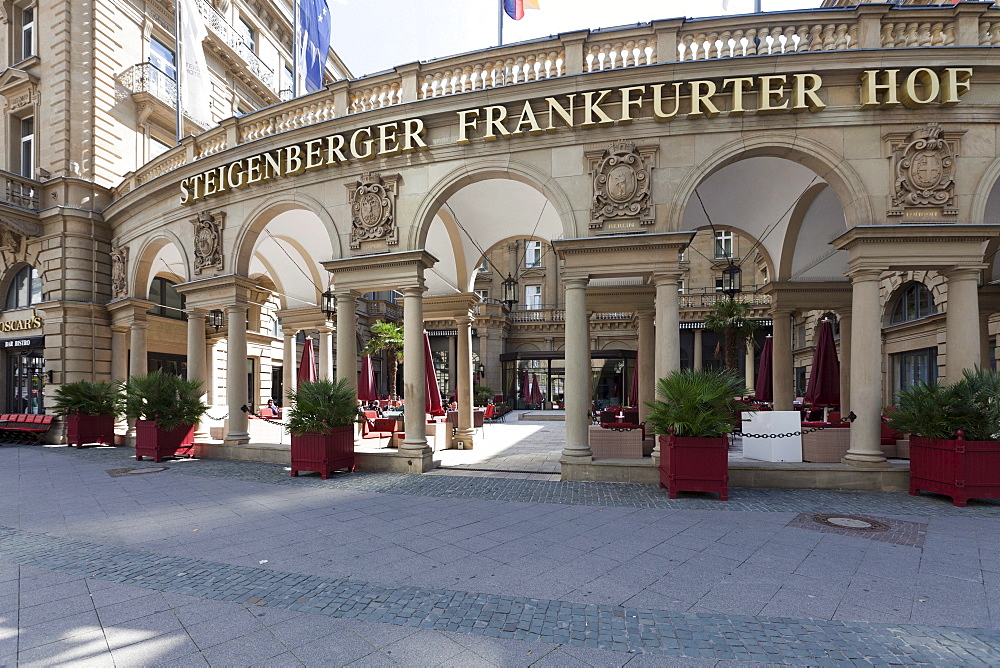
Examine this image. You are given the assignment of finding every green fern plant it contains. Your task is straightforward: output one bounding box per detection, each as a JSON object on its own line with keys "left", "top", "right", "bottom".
{"left": 474, "top": 385, "right": 494, "bottom": 406}
{"left": 645, "top": 369, "right": 747, "bottom": 438}
{"left": 889, "top": 367, "right": 1000, "bottom": 441}
{"left": 124, "top": 370, "right": 208, "bottom": 431}
{"left": 286, "top": 379, "right": 358, "bottom": 437}
{"left": 51, "top": 380, "right": 124, "bottom": 417}
{"left": 363, "top": 321, "right": 403, "bottom": 398}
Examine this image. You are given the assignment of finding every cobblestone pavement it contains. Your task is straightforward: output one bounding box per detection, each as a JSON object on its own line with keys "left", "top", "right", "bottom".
{"left": 1, "top": 444, "right": 999, "bottom": 666}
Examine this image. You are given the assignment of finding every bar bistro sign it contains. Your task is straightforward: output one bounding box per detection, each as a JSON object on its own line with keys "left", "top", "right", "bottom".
{"left": 179, "top": 67, "right": 973, "bottom": 205}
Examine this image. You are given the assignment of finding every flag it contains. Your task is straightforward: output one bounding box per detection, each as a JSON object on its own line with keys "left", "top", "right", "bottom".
{"left": 298, "top": 0, "right": 332, "bottom": 93}
{"left": 178, "top": 0, "right": 211, "bottom": 125}
{"left": 504, "top": 0, "right": 539, "bottom": 21}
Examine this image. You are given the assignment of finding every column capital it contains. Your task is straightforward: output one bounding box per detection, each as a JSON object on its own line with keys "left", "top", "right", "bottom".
{"left": 130, "top": 321, "right": 148, "bottom": 330}
{"left": 334, "top": 288, "right": 358, "bottom": 298}
{"left": 942, "top": 265, "right": 986, "bottom": 281}
{"left": 455, "top": 314, "right": 474, "bottom": 327}
{"left": 635, "top": 308, "right": 656, "bottom": 321}
{"left": 770, "top": 308, "right": 794, "bottom": 318}
{"left": 185, "top": 308, "right": 208, "bottom": 319}
{"left": 314, "top": 323, "right": 334, "bottom": 334}
{"left": 651, "top": 271, "right": 683, "bottom": 285}
{"left": 846, "top": 267, "right": 883, "bottom": 283}
{"left": 400, "top": 284, "right": 427, "bottom": 298}
{"left": 563, "top": 276, "right": 589, "bottom": 290}
{"left": 281, "top": 328, "right": 299, "bottom": 338}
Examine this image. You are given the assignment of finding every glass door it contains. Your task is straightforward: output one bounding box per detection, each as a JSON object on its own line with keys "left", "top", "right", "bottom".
{"left": 6, "top": 349, "right": 45, "bottom": 414}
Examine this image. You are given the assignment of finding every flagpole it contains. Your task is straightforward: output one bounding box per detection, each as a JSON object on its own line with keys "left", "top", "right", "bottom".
{"left": 498, "top": 0, "right": 503, "bottom": 46}
{"left": 174, "top": 0, "right": 183, "bottom": 142}
{"left": 293, "top": 0, "right": 299, "bottom": 97}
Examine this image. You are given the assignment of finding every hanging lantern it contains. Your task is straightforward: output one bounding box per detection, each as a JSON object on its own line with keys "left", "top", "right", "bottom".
{"left": 501, "top": 273, "right": 519, "bottom": 309}
{"left": 208, "top": 309, "right": 225, "bottom": 332}
{"left": 721, "top": 260, "right": 742, "bottom": 299}
{"left": 321, "top": 289, "right": 336, "bottom": 319}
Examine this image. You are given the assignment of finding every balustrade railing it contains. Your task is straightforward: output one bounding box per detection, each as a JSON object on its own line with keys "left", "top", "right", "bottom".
{"left": 366, "top": 300, "right": 403, "bottom": 319}
{"left": 680, "top": 288, "right": 771, "bottom": 309}
{"left": 1, "top": 170, "right": 39, "bottom": 210}
{"left": 114, "top": 4, "right": 999, "bottom": 201}
{"left": 119, "top": 62, "right": 177, "bottom": 106}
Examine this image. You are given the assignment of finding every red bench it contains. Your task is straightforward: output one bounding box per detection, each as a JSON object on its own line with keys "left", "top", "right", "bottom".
{"left": 0, "top": 414, "right": 55, "bottom": 444}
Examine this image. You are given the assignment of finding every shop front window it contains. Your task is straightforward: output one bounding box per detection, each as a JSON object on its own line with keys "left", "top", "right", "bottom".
{"left": 148, "top": 277, "right": 187, "bottom": 320}
{"left": 5, "top": 265, "right": 41, "bottom": 310}
{"left": 892, "top": 347, "right": 938, "bottom": 398}
{"left": 6, "top": 349, "right": 44, "bottom": 414}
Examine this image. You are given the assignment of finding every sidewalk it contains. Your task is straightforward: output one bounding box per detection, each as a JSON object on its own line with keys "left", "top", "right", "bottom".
{"left": 0, "top": 442, "right": 998, "bottom": 666}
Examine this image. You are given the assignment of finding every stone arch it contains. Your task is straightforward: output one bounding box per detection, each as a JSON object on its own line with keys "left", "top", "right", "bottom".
{"left": 232, "top": 193, "right": 343, "bottom": 277}
{"left": 668, "top": 134, "right": 872, "bottom": 233}
{"left": 131, "top": 231, "right": 190, "bottom": 300}
{"left": 778, "top": 182, "right": 832, "bottom": 282}
{"left": 882, "top": 277, "right": 941, "bottom": 328}
{"left": 0, "top": 261, "right": 39, "bottom": 309}
{"left": 969, "top": 154, "right": 1000, "bottom": 226}
{"left": 408, "top": 159, "right": 580, "bottom": 251}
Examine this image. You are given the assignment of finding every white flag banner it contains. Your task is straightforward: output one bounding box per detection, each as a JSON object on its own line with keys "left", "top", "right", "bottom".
{"left": 179, "top": 0, "right": 212, "bottom": 127}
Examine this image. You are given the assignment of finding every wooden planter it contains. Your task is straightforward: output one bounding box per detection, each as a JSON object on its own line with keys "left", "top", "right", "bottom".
{"left": 135, "top": 421, "right": 195, "bottom": 462}
{"left": 909, "top": 434, "right": 1000, "bottom": 507}
{"left": 658, "top": 433, "right": 729, "bottom": 500}
{"left": 291, "top": 426, "right": 355, "bottom": 479}
{"left": 66, "top": 414, "right": 115, "bottom": 448}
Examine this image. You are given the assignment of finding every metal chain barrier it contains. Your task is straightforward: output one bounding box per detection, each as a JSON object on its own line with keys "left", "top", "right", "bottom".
{"left": 737, "top": 411, "right": 856, "bottom": 439}
{"left": 204, "top": 412, "right": 228, "bottom": 421}
{"left": 242, "top": 404, "right": 285, "bottom": 426}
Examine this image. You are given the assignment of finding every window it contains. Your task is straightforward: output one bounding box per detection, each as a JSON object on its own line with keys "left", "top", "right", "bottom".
{"left": 714, "top": 230, "right": 733, "bottom": 259}
{"left": 891, "top": 347, "right": 938, "bottom": 397}
{"left": 147, "top": 277, "right": 187, "bottom": 320}
{"left": 149, "top": 37, "right": 176, "bottom": 80}
{"left": 760, "top": 266, "right": 769, "bottom": 284}
{"left": 20, "top": 7, "right": 35, "bottom": 60}
{"left": 5, "top": 265, "right": 41, "bottom": 310}
{"left": 794, "top": 322, "right": 806, "bottom": 349}
{"left": 794, "top": 366, "right": 808, "bottom": 397}
{"left": 477, "top": 257, "right": 490, "bottom": 273}
{"left": 237, "top": 15, "right": 256, "bottom": 53}
{"left": 475, "top": 289, "right": 489, "bottom": 302}
{"left": 19, "top": 117, "right": 34, "bottom": 179}
{"left": 280, "top": 64, "right": 294, "bottom": 100}
{"left": 677, "top": 279, "right": 686, "bottom": 294}
{"left": 525, "top": 241, "right": 542, "bottom": 268}
{"left": 149, "top": 135, "right": 172, "bottom": 160}
{"left": 524, "top": 285, "right": 542, "bottom": 309}
{"left": 890, "top": 282, "right": 936, "bottom": 325}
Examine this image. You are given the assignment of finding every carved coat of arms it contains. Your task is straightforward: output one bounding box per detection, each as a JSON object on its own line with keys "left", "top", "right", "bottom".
{"left": 889, "top": 124, "right": 959, "bottom": 217}
{"left": 349, "top": 173, "right": 399, "bottom": 250}
{"left": 111, "top": 246, "right": 128, "bottom": 297}
{"left": 589, "top": 141, "right": 654, "bottom": 230}
{"left": 192, "top": 211, "right": 225, "bottom": 274}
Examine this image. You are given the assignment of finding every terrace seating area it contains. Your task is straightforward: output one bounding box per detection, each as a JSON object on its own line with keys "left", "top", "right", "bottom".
{"left": 0, "top": 414, "right": 55, "bottom": 444}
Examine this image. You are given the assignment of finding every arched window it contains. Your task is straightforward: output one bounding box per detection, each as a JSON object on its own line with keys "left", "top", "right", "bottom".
{"left": 148, "top": 277, "right": 186, "bottom": 320}
{"left": 5, "top": 265, "right": 41, "bottom": 310}
{"left": 890, "top": 282, "right": 936, "bottom": 325}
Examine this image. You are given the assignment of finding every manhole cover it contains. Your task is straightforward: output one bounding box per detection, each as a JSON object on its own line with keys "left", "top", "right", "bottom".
{"left": 811, "top": 514, "right": 889, "bottom": 532}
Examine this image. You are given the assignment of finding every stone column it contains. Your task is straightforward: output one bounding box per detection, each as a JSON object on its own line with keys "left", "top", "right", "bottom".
{"left": 336, "top": 291, "right": 358, "bottom": 393}
{"left": 317, "top": 328, "right": 334, "bottom": 380}
{"left": 111, "top": 328, "right": 128, "bottom": 381}
{"left": 844, "top": 269, "right": 886, "bottom": 466}
{"left": 944, "top": 267, "right": 982, "bottom": 382}
{"left": 745, "top": 342, "right": 755, "bottom": 393}
{"left": 771, "top": 310, "right": 794, "bottom": 411}
{"left": 839, "top": 311, "right": 852, "bottom": 414}
{"left": 282, "top": 331, "right": 297, "bottom": 407}
{"left": 225, "top": 305, "right": 250, "bottom": 444}
{"left": 562, "top": 277, "right": 591, "bottom": 460}
{"left": 653, "top": 273, "right": 680, "bottom": 382}
{"left": 693, "top": 328, "right": 703, "bottom": 371}
{"left": 129, "top": 321, "right": 148, "bottom": 377}
{"left": 400, "top": 286, "right": 428, "bottom": 457}
{"left": 636, "top": 310, "right": 655, "bottom": 420}
{"left": 454, "top": 315, "right": 475, "bottom": 449}
{"left": 186, "top": 310, "right": 209, "bottom": 441}
{"left": 979, "top": 314, "right": 991, "bottom": 373}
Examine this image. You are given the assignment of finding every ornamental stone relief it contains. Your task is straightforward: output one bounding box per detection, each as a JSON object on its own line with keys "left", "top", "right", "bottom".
{"left": 348, "top": 172, "right": 399, "bottom": 252}
{"left": 586, "top": 140, "right": 656, "bottom": 233}
{"left": 887, "top": 123, "right": 962, "bottom": 220}
{"left": 111, "top": 246, "right": 128, "bottom": 297}
{"left": 192, "top": 210, "right": 225, "bottom": 275}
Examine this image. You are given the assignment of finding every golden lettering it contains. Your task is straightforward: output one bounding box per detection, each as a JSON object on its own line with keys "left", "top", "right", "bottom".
{"left": 483, "top": 105, "right": 511, "bottom": 141}
{"left": 512, "top": 101, "right": 543, "bottom": 136}
{"left": 376, "top": 123, "right": 400, "bottom": 156}
{"left": 246, "top": 155, "right": 264, "bottom": 184}
{"left": 285, "top": 145, "right": 304, "bottom": 175}
{"left": 350, "top": 128, "right": 375, "bottom": 160}
{"left": 758, "top": 75, "right": 788, "bottom": 114}
{"left": 304, "top": 139, "right": 324, "bottom": 170}
{"left": 723, "top": 77, "right": 754, "bottom": 116}
{"left": 580, "top": 90, "right": 614, "bottom": 127}
{"left": 688, "top": 80, "right": 720, "bottom": 119}
{"left": 263, "top": 150, "right": 282, "bottom": 180}
{"left": 325, "top": 134, "right": 349, "bottom": 164}
{"left": 188, "top": 173, "right": 205, "bottom": 201}
{"left": 901, "top": 68, "right": 940, "bottom": 108}
{"left": 227, "top": 160, "right": 245, "bottom": 189}
{"left": 650, "top": 83, "right": 682, "bottom": 121}
{"left": 941, "top": 67, "right": 972, "bottom": 106}
{"left": 401, "top": 119, "right": 428, "bottom": 151}
{"left": 545, "top": 95, "right": 575, "bottom": 130}
{"left": 179, "top": 178, "right": 191, "bottom": 205}
{"left": 456, "top": 109, "right": 479, "bottom": 144}
{"left": 203, "top": 169, "right": 218, "bottom": 197}
{"left": 618, "top": 86, "right": 646, "bottom": 124}
{"left": 860, "top": 69, "right": 900, "bottom": 109}
{"left": 792, "top": 73, "right": 825, "bottom": 112}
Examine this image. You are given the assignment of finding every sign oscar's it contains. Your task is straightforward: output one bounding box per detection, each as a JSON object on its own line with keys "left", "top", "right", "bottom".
{"left": 178, "top": 67, "right": 973, "bottom": 205}
{"left": 0, "top": 315, "right": 42, "bottom": 332}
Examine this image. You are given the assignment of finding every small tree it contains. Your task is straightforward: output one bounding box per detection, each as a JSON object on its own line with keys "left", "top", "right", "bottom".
{"left": 363, "top": 320, "right": 404, "bottom": 399}
{"left": 704, "top": 298, "right": 762, "bottom": 372}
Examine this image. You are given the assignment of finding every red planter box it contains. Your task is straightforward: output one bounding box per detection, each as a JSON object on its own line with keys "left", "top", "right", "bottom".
{"left": 135, "top": 421, "right": 195, "bottom": 462}
{"left": 909, "top": 435, "right": 1000, "bottom": 507}
{"left": 66, "top": 414, "right": 115, "bottom": 448}
{"left": 658, "top": 434, "right": 729, "bottom": 500}
{"left": 291, "top": 426, "right": 355, "bottom": 479}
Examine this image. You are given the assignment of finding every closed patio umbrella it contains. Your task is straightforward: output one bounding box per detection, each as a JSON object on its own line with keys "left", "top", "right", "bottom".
{"left": 423, "top": 332, "right": 445, "bottom": 417}
{"left": 298, "top": 336, "right": 317, "bottom": 384}
{"left": 805, "top": 319, "right": 840, "bottom": 408}
{"left": 522, "top": 369, "right": 532, "bottom": 407}
{"left": 755, "top": 335, "right": 773, "bottom": 403}
{"left": 358, "top": 355, "right": 377, "bottom": 402}
{"left": 530, "top": 373, "right": 544, "bottom": 406}
{"left": 628, "top": 361, "right": 638, "bottom": 407}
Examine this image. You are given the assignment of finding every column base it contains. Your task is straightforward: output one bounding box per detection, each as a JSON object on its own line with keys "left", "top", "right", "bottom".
{"left": 224, "top": 433, "right": 250, "bottom": 445}
{"left": 842, "top": 452, "right": 890, "bottom": 468}
{"left": 453, "top": 428, "right": 476, "bottom": 450}
{"left": 399, "top": 440, "right": 431, "bottom": 458}
{"left": 560, "top": 450, "right": 593, "bottom": 461}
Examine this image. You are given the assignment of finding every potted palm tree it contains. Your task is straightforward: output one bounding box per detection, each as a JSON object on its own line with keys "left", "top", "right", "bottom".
{"left": 125, "top": 370, "right": 208, "bottom": 462}
{"left": 645, "top": 369, "right": 746, "bottom": 500}
{"left": 704, "top": 299, "right": 762, "bottom": 372}
{"left": 889, "top": 367, "right": 1000, "bottom": 507}
{"left": 363, "top": 320, "right": 403, "bottom": 399}
{"left": 52, "top": 380, "right": 123, "bottom": 448}
{"left": 286, "top": 378, "right": 358, "bottom": 478}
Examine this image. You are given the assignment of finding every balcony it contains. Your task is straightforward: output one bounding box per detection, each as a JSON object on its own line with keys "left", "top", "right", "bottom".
{"left": 118, "top": 63, "right": 209, "bottom": 133}
{"left": 0, "top": 170, "right": 40, "bottom": 211}
{"left": 680, "top": 286, "right": 771, "bottom": 309}
{"left": 196, "top": 0, "right": 276, "bottom": 101}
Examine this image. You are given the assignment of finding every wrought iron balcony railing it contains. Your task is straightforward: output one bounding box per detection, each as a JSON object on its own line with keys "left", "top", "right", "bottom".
{"left": 120, "top": 62, "right": 177, "bottom": 106}
{"left": 196, "top": 0, "right": 275, "bottom": 90}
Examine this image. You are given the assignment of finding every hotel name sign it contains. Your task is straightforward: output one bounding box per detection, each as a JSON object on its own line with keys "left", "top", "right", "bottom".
{"left": 179, "top": 67, "right": 973, "bottom": 204}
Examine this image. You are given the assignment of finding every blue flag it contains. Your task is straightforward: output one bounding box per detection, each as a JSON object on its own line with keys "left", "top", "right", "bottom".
{"left": 299, "top": 0, "right": 331, "bottom": 93}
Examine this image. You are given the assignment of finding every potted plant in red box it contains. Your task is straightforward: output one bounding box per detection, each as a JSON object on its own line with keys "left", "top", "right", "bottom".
{"left": 286, "top": 378, "right": 358, "bottom": 478}
{"left": 889, "top": 368, "right": 1000, "bottom": 507}
{"left": 52, "top": 380, "right": 123, "bottom": 448}
{"left": 646, "top": 369, "right": 746, "bottom": 500}
{"left": 125, "top": 370, "right": 207, "bottom": 462}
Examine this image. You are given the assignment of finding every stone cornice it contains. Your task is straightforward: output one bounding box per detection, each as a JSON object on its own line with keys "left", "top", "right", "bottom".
{"left": 833, "top": 225, "right": 1000, "bottom": 252}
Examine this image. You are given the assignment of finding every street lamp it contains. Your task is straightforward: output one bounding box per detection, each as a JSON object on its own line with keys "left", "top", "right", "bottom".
{"left": 721, "top": 260, "right": 742, "bottom": 299}
{"left": 320, "top": 289, "right": 336, "bottom": 319}
{"left": 208, "top": 309, "right": 225, "bottom": 332}
{"left": 501, "top": 273, "right": 519, "bottom": 309}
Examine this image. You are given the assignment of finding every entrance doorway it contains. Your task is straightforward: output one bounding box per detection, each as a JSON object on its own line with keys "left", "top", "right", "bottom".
{"left": 6, "top": 347, "right": 45, "bottom": 414}
{"left": 501, "top": 350, "right": 635, "bottom": 411}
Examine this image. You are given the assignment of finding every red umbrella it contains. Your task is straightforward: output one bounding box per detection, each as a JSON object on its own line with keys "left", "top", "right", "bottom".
{"left": 358, "top": 355, "right": 377, "bottom": 402}
{"left": 755, "top": 335, "right": 773, "bottom": 403}
{"left": 530, "top": 373, "right": 544, "bottom": 405}
{"left": 423, "top": 332, "right": 445, "bottom": 417}
{"left": 298, "top": 336, "right": 317, "bottom": 384}
{"left": 629, "top": 360, "right": 639, "bottom": 407}
{"left": 805, "top": 319, "right": 840, "bottom": 408}
{"left": 522, "top": 369, "right": 532, "bottom": 406}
